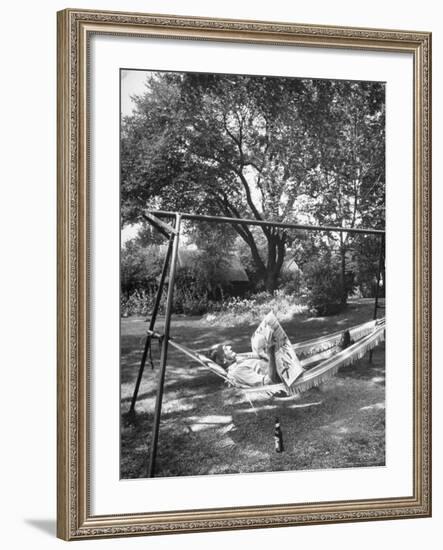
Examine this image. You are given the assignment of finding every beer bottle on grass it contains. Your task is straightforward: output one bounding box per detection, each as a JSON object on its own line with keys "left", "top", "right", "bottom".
{"left": 274, "top": 417, "right": 284, "bottom": 453}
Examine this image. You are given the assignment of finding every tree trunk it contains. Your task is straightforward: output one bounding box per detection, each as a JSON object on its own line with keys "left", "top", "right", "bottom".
{"left": 263, "top": 234, "right": 286, "bottom": 293}
{"left": 228, "top": 212, "right": 287, "bottom": 294}
{"left": 265, "top": 270, "right": 278, "bottom": 293}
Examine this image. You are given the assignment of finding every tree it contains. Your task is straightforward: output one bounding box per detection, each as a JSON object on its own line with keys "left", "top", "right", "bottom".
{"left": 295, "top": 80, "right": 385, "bottom": 302}
{"left": 122, "top": 72, "right": 385, "bottom": 293}
{"left": 120, "top": 240, "right": 163, "bottom": 298}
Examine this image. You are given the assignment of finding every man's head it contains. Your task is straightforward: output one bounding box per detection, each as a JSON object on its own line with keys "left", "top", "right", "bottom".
{"left": 209, "top": 344, "right": 236, "bottom": 369}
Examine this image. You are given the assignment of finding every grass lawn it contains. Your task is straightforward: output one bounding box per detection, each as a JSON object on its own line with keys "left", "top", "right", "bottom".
{"left": 120, "top": 298, "right": 385, "bottom": 479}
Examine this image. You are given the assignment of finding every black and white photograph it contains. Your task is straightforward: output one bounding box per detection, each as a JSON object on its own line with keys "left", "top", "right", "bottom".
{"left": 120, "top": 69, "right": 386, "bottom": 479}
{"left": 1, "top": 0, "right": 437, "bottom": 544}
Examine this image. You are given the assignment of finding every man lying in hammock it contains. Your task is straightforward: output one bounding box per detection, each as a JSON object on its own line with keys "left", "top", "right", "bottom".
{"left": 209, "top": 312, "right": 305, "bottom": 390}
{"left": 209, "top": 342, "right": 280, "bottom": 387}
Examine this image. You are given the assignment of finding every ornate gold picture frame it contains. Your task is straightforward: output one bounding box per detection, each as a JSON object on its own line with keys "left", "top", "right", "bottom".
{"left": 57, "top": 8, "right": 431, "bottom": 540}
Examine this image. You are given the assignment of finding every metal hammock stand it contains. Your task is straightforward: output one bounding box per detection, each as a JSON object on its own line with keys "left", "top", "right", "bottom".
{"left": 127, "top": 210, "right": 385, "bottom": 477}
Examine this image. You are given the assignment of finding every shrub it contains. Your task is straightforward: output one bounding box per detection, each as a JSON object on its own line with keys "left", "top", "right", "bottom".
{"left": 121, "top": 242, "right": 163, "bottom": 298}
{"left": 121, "top": 288, "right": 161, "bottom": 317}
{"left": 121, "top": 264, "right": 213, "bottom": 318}
{"left": 121, "top": 286, "right": 211, "bottom": 318}
{"left": 173, "top": 266, "right": 211, "bottom": 315}
{"left": 278, "top": 267, "right": 303, "bottom": 295}
{"left": 174, "top": 285, "right": 210, "bottom": 316}
{"left": 203, "top": 290, "right": 306, "bottom": 327}
{"left": 303, "top": 258, "right": 345, "bottom": 316}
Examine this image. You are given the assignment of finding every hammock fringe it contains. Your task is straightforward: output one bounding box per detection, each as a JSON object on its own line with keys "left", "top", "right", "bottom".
{"left": 243, "top": 322, "right": 385, "bottom": 397}
{"left": 293, "top": 319, "right": 383, "bottom": 358}
{"left": 287, "top": 326, "right": 385, "bottom": 395}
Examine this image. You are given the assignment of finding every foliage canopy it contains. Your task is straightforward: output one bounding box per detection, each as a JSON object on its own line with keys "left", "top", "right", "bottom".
{"left": 122, "top": 71, "right": 385, "bottom": 294}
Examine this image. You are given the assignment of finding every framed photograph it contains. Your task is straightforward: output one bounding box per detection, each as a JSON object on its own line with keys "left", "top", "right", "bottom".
{"left": 57, "top": 8, "right": 431, "bottom": 540}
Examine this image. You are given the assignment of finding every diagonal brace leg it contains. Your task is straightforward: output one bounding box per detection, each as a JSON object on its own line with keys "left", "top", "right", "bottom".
{"left": 129, "top": 235, "right": 174, "bottom": 414}
{"left": 147, "top": 214, "right": 182, "bottom": 477}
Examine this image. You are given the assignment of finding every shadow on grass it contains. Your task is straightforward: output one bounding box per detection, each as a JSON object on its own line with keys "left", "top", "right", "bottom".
{"left": 121, "top": 300, "right": 386, "bottom": 479}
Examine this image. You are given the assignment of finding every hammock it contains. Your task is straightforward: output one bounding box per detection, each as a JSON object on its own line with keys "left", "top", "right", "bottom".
{"left": 246, "top": 318, "right": 385, "bottom": 396}
{"left": 237, "top": 318, "right": 385, "bottom": 369}
{"left": 149, "top": 317, "right": 385, "bottom": 398}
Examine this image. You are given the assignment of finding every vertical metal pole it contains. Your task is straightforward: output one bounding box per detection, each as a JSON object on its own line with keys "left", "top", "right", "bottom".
{"left": 129, "top": 236, "right": 174, "bottom": 414}
{"left": 369, "top": 234, "right": 385, "bottom": 363}
{"left": 147, "top": 214, "right": 182, "bottom": 477}
{"left": 372, "top": 234, "right": 385, "bottom": 321}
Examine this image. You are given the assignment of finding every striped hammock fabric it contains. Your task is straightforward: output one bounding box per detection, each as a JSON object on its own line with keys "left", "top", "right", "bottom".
{"left": 272, "top": 319, "right": 385, "bottom": 396}
{"left": 166, "top": 339, "right": 238, "bottom": 385}
{"left": 293, "top": 318, "right": 384, "bottom": 357}
{"left": 160, "top": 317, "right": 385, "bottom": 398}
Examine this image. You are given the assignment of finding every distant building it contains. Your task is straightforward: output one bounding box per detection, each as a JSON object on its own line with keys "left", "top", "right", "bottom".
{"left": 159, "top": 244, "right": 250, "bottom": 295}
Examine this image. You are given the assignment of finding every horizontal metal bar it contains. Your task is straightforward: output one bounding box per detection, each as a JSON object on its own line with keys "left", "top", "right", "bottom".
{"left": 142, "top": 212, "right": 178, "bottom": 237}
{"left": 148, "top": 210, "right": 385, "bottom": 235}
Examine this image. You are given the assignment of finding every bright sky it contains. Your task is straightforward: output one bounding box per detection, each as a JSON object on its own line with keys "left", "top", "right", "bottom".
{"left": 121, "top": 223, "right": 140, "bottom": 244}
{"left": 121, "top": 69, "right": 152, "bottom": 118}
{"left": 121, "top": 69, "right": 150, "bottom": 243}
